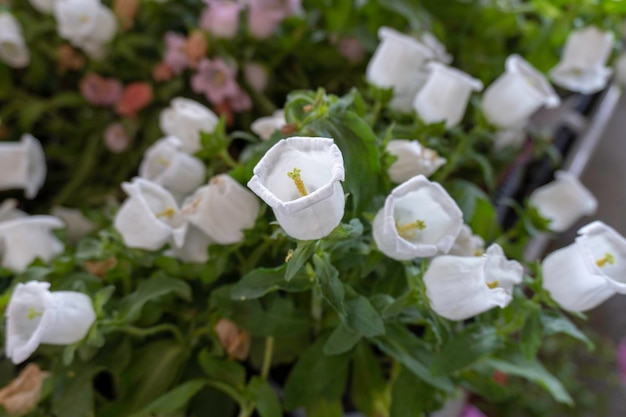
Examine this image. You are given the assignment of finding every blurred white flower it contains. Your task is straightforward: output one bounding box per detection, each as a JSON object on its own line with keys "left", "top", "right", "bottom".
{"left": 482, "top": 54, "right": 560, "bottom": 130}
{"left": 0, "top": 216, "right": 64, "bottom": 272}
{"left": 5, "top": 281, "right": 96, "bottom": 364}
{"left": 160, "top": 98, "right": 219, "bottom": 154}
{"left": 413, "top": 63, "right": 483, "bottom": 128}
{"left": 448, "top": 224, "right": 485, "bottom": 257}
{"left": 0, "top": 13, "right": 30, "bottom": 68}
{"left": 29, "top": 0, "right": 58, "bottom": 13}
{"left": 493, "top": 128, "right": 527, "bottom": 150}
{"left": 543, "top": 221, "right": 626, "bottom": 312}
{"left": 0, "top": 199, "right": 26, "bottom": 222}
{"left": 166, "top": 225, "right": 213, "bottom": 263}
{"left": 424, "top": 244, "right": 523, "bottom": 321}
{"left": 0, "top": 134, "right": 46, "bottom": 199}
{"left": 420, "top": 32, "right": 452, "bottom": 64}
{"left": 549, "top": 26, "right": 614, "bottom": 94}
{"left": 373, "top": 175, "right": 463, "bottom": 260}
{"left": 386, "top": 139, "right": 446, "bottom": 183}
{"left": 529, "top": 171, "right": 597, "bottom": 233}
{"left": 614, "top": 53, "right": 626, "bottom": 87}
{"left": 248, "top": 136, "right": 345, "bottom": 240}
{"left": 50, "top": 207, "right": 96, "bottom": 244}
{"left": 251, "top": 110, "right": 286, "bottom": 141}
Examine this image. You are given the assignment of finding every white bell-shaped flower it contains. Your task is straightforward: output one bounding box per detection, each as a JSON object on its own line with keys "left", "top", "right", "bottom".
{"left": 160, "top": 98, "right": 219, "bottom": 154}
{"left": 0, "top": 216, "right": 64, "bottom": 272}
{"left": 183, "top": 174, "right": 260, "bottom": 245}
{"left": 543, "top": 221, "right": 626, "bottom": 312}
{"left": 448, "top": 224, "right": 485, "bottom": 257}
{"left": 529, "top": 171, "right": 597, "bottom": 233}
{"left": 114, "top": 178, "right": 187, "bottom": 250}
{"left": 0, "top": 134, "right": 46, "bottom": 199}
{"left": 366, "top": 27, "right": 435, "bottom": 112}
{"left": 424, "top": 244, "right": 523, "bottom": 321}
{"left": 248, "top": 136, "right": 345, "bottom": 241}
{"left": 386, "top": 139, "right": 446, "bottom": 183}
{"left": 0, "top": 199, "right": 26, "bottom": 222}
{"left": 251, "top": 110, "right": 286, "bottom": 141}
{"left": 482, "top": 55, "right": 560, "bottom": 130}
{"left": 413, "top": 63, "right": 483, "bottom": 128}
{"left": 373, "top": 175, "right": 463, "bottom": 260}
{"left": 0, "top": 13, "right": 30, "bottom": 69}
{"left": 166, "top": 225, "right": 213, "bottom": 263}
{"left": 549, "top": 26, "right": 614, "bottom": 94}
{"left": 50, "top": 207, "right": 96, "bottom": 244}
{"left": 5, "top": 281, "right": 96, "bottom": 364}
{"left": 139, "top": 137, "right": 206, "bottom": 199}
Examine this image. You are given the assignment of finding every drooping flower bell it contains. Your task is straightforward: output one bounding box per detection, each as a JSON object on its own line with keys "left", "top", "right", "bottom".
{"left": 549, "top": 26, "right": 614, "bottom": 94}
{"left": 0, "top": 135, "right": 46, "bottom": 199}
{"left": 248, "top": 136, "right": 345, "bottom": 241}
{"left": 542, "top": 221, "right": 626, "bottom": 312}
{"left": 251, "top": 110, "right": 286, "bottom": 141}
{"left": 166, "top": 225, "right": 213, "bottom": 263}
{"left": 5, "top": 281, "right": 96, "bottom": 364}
{"left": 0, "top": 12, "right": 30, "bottom": 69}
{"left": 482, "top": 54, "right": 560, "bottom": 130}
{"left": 160, "top": 97, "right": 219, "bottom": 154}
{"left": 528, "top": 171, "right": 597, "bottom": 233}
{"left": 424, "top": 244, "right": 523, "bottom": 321}
{"left": 448, "top": 224, "right": 485, "bottom": 257}
{"left": 386, "top": 139, "right": 446, "bottom": 183}
{"left": 413, "top": 63, "right": 483, "bottom": 128}
{"left": 373, "top": 175, "right": 463, "bottom": 260}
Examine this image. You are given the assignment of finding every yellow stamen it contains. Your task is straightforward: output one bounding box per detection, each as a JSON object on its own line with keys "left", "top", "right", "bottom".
{"left": 27, "top": 307, "right": 42, "bottom": 320}
{"left": 395, "top": 219, "right": 426, "bottom": 239}
{"left": 596, "top": 252, "right": 615, "bottom": 268}
{"left": 285, "top": 249, "right": 294, "bottom": 263}
{"left": 155, "top": 156, "right": 171, "bottom": 167}
{"left": 79, "top": 15, "right": 90, "bottom": 24}
{"left": 287, "top": 168, "right": 308, "bottom": 197}
{"left": 486, "top": 281, "right": 499, "bottom": 289}
{"left": 155, "top": 207, "right": 176, "bottom": 218}
{"left": 474, "top": 249, "right": 484, "bottom": 256}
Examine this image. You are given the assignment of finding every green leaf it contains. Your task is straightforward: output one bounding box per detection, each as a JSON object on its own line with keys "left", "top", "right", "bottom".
{"left": 247, "top": 377, "right": 282, "bottom": 417}
{"left": 94, "top": 286, "right": 115, "bottom": 315}
{"left": 541, "top": 310, "right": 594, "bottom": 350}
{"left": 75, "top": 237, "right": 104, "bottom": 260}
{"left": 118, "top": 273, "right": 191, "bottom": 322}
{"left": 314, "top": 253, "right": 345, "bottom": 315}
{"left": 324, "top": 324, "right": 361, "bottom": 355}
{"left": 285, "top": 240, "right": 316, "bottom": 282}
{"left": 520, "top": 306, "right": 542, "bottom": 360}
{"left": 129, "top": 380, "right": 206, "bottom": 417}
{"left": 231, "top": 265, "right": 311, "bottom": 300}
{"left": 227, "top": 296, "right": 310, "bottom": 338}
{"left": 447, "top": 179, "right": 490, "bottom": 222}
{"left": 306, "top": 399, "right": 344, "bottom": 417}
{"left": 198, "top": 349, "right": 246, "bottom": 391}
{"left": 325, "top": 218, "right": 364, "bottom": 241}
{"left": 391, "top": 367, "right": 438, "bottom": 417}
{"left": 430, "top": 325, "right": 499, "bottom": 375}
{"left": 345, "top": 296, "right": 385, "bottom": 337}
{"left": 351, "top": 343, "right": 388, "bottom": 417}
{"left": 52, "top": 365, "right": 102, "bottom": 417}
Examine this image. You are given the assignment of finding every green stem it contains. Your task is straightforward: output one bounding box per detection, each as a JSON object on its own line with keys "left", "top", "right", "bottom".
{"left": 261, "top": 336, "right": 274, "bottom": 380}
{"left": 311, "top": 285, "right": 323, "bottom": 334}
{"left": 237, "top": 403, "right": 255, "bottom": 417}
{"left": 219, "top": 149, "right": 239, "bottom": 169}
{"left": 116, "top": 324, "right": 184, "bottom": 343}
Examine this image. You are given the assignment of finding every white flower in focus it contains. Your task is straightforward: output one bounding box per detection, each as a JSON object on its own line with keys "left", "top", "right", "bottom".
{"left": 183, "top": 174, "right": 260, "bottom": 245}
{"left": 424, "top": 244, "right": 523, "bottom": 321}
{"left": 448, "top": 224, "right": 485, "bottom": 257}
{"left": 482, "top": 54, "right": 560, "bottom": 130}
{"left": 0, "top": 13, "right": 30, "bottom": 68}
{"left": 549, "top": 26, "right": 614, "bottom": 94}
{"left": 114, "top": 178, "right": 187, "bottom": 250}
{"left": 248, "top": 136, "right": 345, "bottom": 241}
{"left": 542, "top": 221, "right": 626, "bottom": 312}
{"left": 166, "top": 225, "right": 213, "bottom": 263}
{"left": 50, "top": 206, "right": 96, "bottom": 244}
{"left": 160, "top": 98, "right": 220, "bottom": 154}
{"left": 366, "top": 27, "right": 435, "bottom": 112}
{"left": 29, "top": 0, "right": 58, "bottom": 13}
{"left": 139, "top": 137, "right": 206, "bottom": 199}
{"left": 0, "top": 135, "right": 46, "bottom": 199}
{"left": 55, "top": 0, "right": 117, "bottom": 58}
{"left": 529, "top": 171, "right": 597, "bottom": 233}
{"left": 251, "top": 110, "right": 286, "bottom": 141}
{"left": 386, "top": 139, "right": 446, "bottom": 183}
{"left": 5, "top": 281, "right": 96, "bottom": 364}
{"left": 372, "top": 175, "right": 463, "bottom": 260}
{"left": 413, "top": 63, "right": 483, "bottom": 128}
{"left": 0, "top": 216, "right": 64, "bottom": 272}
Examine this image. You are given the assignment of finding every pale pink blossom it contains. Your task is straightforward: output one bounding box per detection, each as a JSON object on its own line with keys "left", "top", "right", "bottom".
{"left": 164, "top": 32, "right": 189, "bottom": 75}
{"left": 79, "top": 73, "right": 123, "bottom": 106}
{"left": 460, "top": 404, "right": 488, "bottom": 417}
{"left": 191, "top": 58, "right": 240, "bottom": 105}
{"left": 247, "top": 0, "right": 300, "bottom": 39}
{"left": 338, "top": 37, "right": 365, "bottom": 64}
{"left": 200, "top": 0, "right": 243, "bottom": 39}
{"left": 104, "top": 123, "right": 130, "bottom": 153}
{"left": 229, "top": 87, "right": 252, "bottom": 112}
{"left": 115, "top": 82, "right": 153, "bottom": 117}
{"left": 244, "top": 62, "right": 268, "bottom": 92}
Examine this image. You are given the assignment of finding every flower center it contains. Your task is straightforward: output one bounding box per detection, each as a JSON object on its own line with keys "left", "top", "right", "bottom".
{"left": 155, "top": 156, "right": 171, "bottom": 167}
{"left": 0, "top": 42, "right": 17, "bottom": 56}
{"left": 395, "top": 219, "right": 426, "bottom": 239}
{"left": 27, "top": 307, "right": 42, "bottom": 320}
{"left": 79, "top": 14, "right": 90, "bottom": 24}
{"left": 209, "top": 69, "right": 227, "bottom": 87}
{"left": 155, "top": 207, "right": 176, "bottom": 218}
{"left": 596, "top": 252, "right": 615, "bottom": 268}
{"left": 287, "top": 167, "right": 308, "bottom": 197}
{"left": 486, "top": 281, "right": 499, "bottom": 289}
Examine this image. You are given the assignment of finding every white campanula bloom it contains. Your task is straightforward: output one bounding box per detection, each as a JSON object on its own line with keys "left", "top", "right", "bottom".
{"left": 386, "top": 139, "right": 446, "bottom": 183}
{"left": 114, "top": 178, "right": 187, "bottom": 250}
{"left": 0, "top": 13, "right": 30, "bottom": 69}
{"left": 160, "top": 98, "right": 219, "bottom": 154}
{"left": 139, "top": 137, "right": 206, "bottom": 199}
{"left": 183, "top": 174, "right": 260, "bottom": 245}
{"left": 166, "top": 225, "right": 213, "bottom": 263}
{"left": 0, "top": 135, "right": 46, "bottom": 199}
{"left": 366, "top": 27, "right": 435, "bottom": 112}
{"left": 413, "top": 63, "right": 483, "bottom": 128}
{"left": 424, "top": 244, "right": 523, "bottom": 321}
{"left": 448, "top": 224, "right": 485, "bottom": 257}
{"left": 373, "top": 175, "right": 463, "bottom": 260}
{"left": 248, "top": 136, "right": 345, "bottom": 241}
{"left": 543, "top": 221, "right": 626, "bottom": 312}
{"left": 549, "top": 26, "right": 614, "bottom": 94}
{"left": 50, "top": 207, "right": 96, "bottom": 244}
{"left": 5, "top": 281, "right": 96, "bottom": 364}
{"left": 420, "top": 32, "right": 452, "bottom": 65}
{"left": 29, "top": 0, "right": 58, "bottom": 13}
{"left": 482, "top": 54, "right": 560, "bottom": 130}
{"left": 529, "top": 171, "right": 597, "bottom": 233}
{"left": 251, "top": 110, "right": 286, "bottom": 141}
{"left": 0, "top": 216, "right": 64, "bottom": 272}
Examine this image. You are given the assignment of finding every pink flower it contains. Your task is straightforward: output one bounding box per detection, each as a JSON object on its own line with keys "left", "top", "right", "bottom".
{"left": 79, "top": 74, "right": 123, "bottom": 106}
{"left": 115, "top": 82, "right": 153, "bottom": 117}
{"left": 338, "top": 37, "right": 366, "bottom": 64}
{"left": 244, "top": 62, "right": 268, "bottom": 92}
{"left": 229, "top": 87, "right": 252, "bottom": 112}
{"left": 191, "top": 58, "right": 240, "bottom": 105}
{"left": 460, "top": 404, "right": 488, "bottom": 417}
{"left": 164, "top": 32, "right": 189, "bottom": 75}
{"left": 104, "top": 123, "right": 130, "bottom": 153}
{"left": 247, "top": 0, "right": 297, "bottom": 39}
{"left": 618, "top": 338, "right": 626, "bottom": 384}
{"left": 200, "top": 0, "right": 243, "bottom": 39}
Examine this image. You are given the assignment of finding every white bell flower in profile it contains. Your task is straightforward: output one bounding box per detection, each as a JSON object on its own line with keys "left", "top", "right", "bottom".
{"left": 542, "top": 221, "right": 626, "bottom": 312}
{"left": 0, "top": 134, "right": 46, "bottom": 199}
{"left": 248, "top": 136, "right": 345, "bottom": 241}
{"left": 166, "top": 225, "right": 213, "bottom": 263}
{"left": 366, "top": 27, "right": 435, "bottom": 112}
{"left": 0, "top": 216, "right": 64, "bottom": 272}
{"left": 5, "top": 281, "right": 96, "bottom": 364}
{"left": 482, "top": 54, "right": 560, "bottom": 130}
{"left": 448, "top": 224, "right": 485, "bottom": 257}
{"left": 0, "top": 13, "right": 30, "bottom": 69}
{"left": 139, "top": 137, "right": 206, "bottom": 199}
{"left": 413, "top": 63, "right": 483, "bottom": 128}
{"left": 160, "top": 98, "right": 220, "bottom": 154}
{"left": 424, "top": 244, "right": 523, "bottom": 321}
{"left": 114, "top": 178, "right": 188, "bottom": 251}
{"left": 386, "top": 139, "right": 446, "bottom": 183}
{"left": 251, "top": 110, "right": 286, "bottom": 141}
{"left": 529, "top": 171, "right": 597, "bottom": 233}
{"left": 372, "top": 175, "right": 463, "bottom": 260}
{"left": 183, "top": 174, "right": 260, "bottom": 245}
{"left": 549, "top": 26, "right": 614, "bottom": 94}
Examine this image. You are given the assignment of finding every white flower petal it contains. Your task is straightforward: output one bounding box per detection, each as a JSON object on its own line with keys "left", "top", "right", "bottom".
{"left": 50, "top": 206, "right": 96, "bottom": 244}
{"left": 251, "top": 110, "right": 286, "bottom": 140}
{"left": 386, "top": 139, "right": 446, "bottom": 183}
{"left": 0, "top": 135, "right": 46, "bottom": 199}
{"left": 448, "top": 224, "right": 484, "bottom": 257}
{"left": 166, "top": 225, "right": 213, "bottom": 263}
{"left": 160, "top": 98, "right": 220, "bottom": 154}
{"left": 0, "top": 216, "right": 64, "bottom": 272}
{"left": 0, "top": 13, "right": 30, "bottom": 68}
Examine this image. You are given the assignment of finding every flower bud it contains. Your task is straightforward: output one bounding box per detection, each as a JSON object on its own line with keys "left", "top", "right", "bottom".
{"left": 0, "top": 216, "right": 64, "bottom": 272}
{"left": 0, "top": 12, "right": 30, "bottom": 68}
{"left": 160, "top": 98, "right": 219, "bottom": 154}
{"left": 386, "top": 139, "right": 446, "bottom": 183}
{"left": 0, "top": 134, "right": 46, "bottom": 199}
